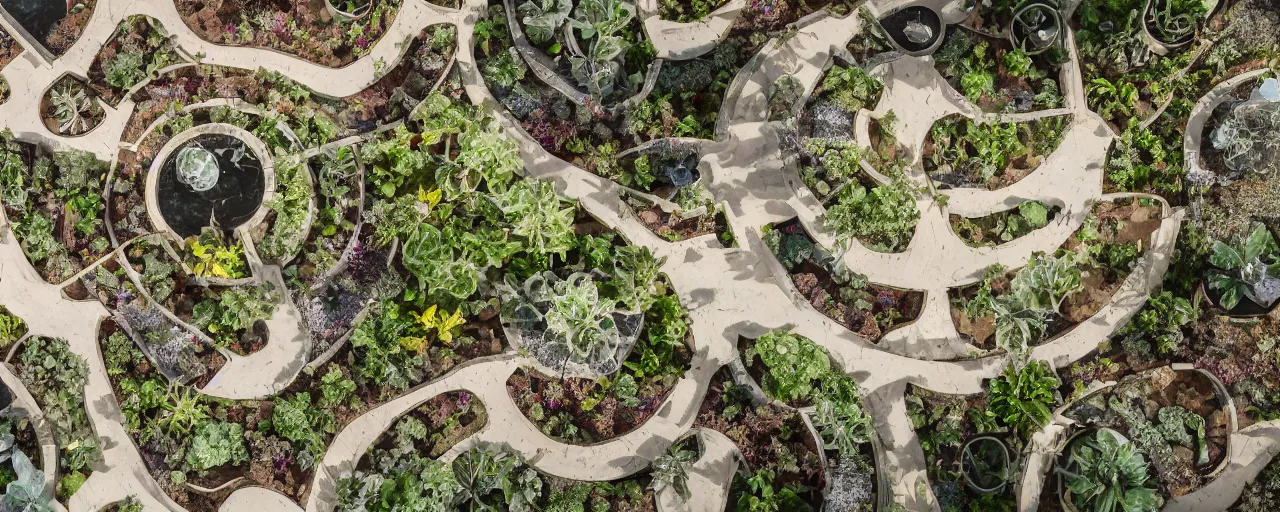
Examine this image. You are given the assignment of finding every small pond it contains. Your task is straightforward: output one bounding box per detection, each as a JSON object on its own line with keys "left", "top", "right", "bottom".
{"left": 880, "top": 6, "right": 943, "bottom": 54}
{"left": 0, "top": 0, "right": 64, "bottom": 45}
{"left": 156, "top": 133, "right": 265, "bottom": 238}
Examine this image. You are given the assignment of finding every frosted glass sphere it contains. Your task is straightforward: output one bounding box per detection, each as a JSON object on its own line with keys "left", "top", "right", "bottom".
{"left": 176, "top": 147, "right": 220, "bottom": 192}
{"left": 904, "top": 21, "right": 933, "bottom": 44}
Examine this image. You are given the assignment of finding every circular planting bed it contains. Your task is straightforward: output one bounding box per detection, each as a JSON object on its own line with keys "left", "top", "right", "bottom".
{"left": 146, "top": 124, "right": 274, "bottom": 240}
{"left": 1059, "top": 366, "right": 1236, "bottom": 500}
{"left": 879, "top": 6, "right": 943, "bottom": 56}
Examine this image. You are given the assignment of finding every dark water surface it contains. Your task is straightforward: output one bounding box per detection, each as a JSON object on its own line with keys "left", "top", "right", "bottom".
{"left": 0, "top": 0, "right": 64, "bottom": 45}
{"left": 157, "top": 134, "right": 265, "bottom": 238}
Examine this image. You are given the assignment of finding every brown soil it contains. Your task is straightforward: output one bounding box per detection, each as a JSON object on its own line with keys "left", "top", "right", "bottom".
{"left": 175, "top": 0, "right": 398, "bottom": 68}
{"left": 506, "top": 335, "right": 691, "bottom": 445}
{"left": 43, "top": 0, "right": 97, "bottom": 56}
{"left": 694, "top": 368, "right": 826, "bottom": 510}
{"left": 0, "top": 28, "right": 22, "bottom": 70}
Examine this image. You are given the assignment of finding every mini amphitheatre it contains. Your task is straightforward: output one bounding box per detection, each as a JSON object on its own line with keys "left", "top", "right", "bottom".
{"left": 0, "top": 0, "right": 1277, "bottom": 510}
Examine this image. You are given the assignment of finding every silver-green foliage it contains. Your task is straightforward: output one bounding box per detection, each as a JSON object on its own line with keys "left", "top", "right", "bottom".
{"left": 648, "top": 442, "right": 698, "bottom": 501}
{"left": 1208, "top": 222, "right": 1280, "bottom": 310}
{"left": 2, "top": 450, "right": 51, "bottom": 512}
{"left": 185, "top": 421, "right": 249, "bottom": 471}
{"left": 1057, "top": 428, "right": 1162, "bottom": 512}
{"left": 566, "top": 0, "right": 638, "bottom": 99}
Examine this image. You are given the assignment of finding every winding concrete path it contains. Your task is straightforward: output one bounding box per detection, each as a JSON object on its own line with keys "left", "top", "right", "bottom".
{"left": 0, "top": 0, "right": 1221, "bottom": 511}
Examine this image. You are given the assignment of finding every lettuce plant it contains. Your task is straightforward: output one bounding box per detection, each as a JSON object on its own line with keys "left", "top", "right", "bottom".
{"left": 493, "top": 180, "right": 576, "bottom": 257}
{"left": 401, "top": 223, "right": 480, "bottom": 299}
{"left": 745, "top": 330, "right": 831, "bottom": 404}
{"left": 185, "top": 421, "right": 249, "bottom": 471}
{"left": 988, "top": 360, "right": 1058, "bottom": 438}
{"left": 1010, "top": 251, "right": 1082, "bottom": 312}
{"left": 1057, "top": 428, "right": 1162, "bottom": 512}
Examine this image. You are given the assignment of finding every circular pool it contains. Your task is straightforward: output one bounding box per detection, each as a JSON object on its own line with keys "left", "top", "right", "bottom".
{"left": 146, "top": 123, "right": 275, "bottom": 239}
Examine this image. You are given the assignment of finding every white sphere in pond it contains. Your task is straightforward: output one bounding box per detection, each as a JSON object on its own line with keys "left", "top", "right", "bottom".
{"left": 176, "top": 146, "right": 220, "bottom": 192}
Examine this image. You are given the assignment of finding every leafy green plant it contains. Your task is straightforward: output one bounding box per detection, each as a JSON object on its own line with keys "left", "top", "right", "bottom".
{"left": 1157, "top": 405, "right": 1207, "bottom": 465}
{"left": 192, "top": 284, "right": 278, "bottom": 344}
{"left": 318, "top": 365, "right": 356, "bottom": 407}
{"left": 1208, "top": 222, "right": 1280, "bottom": 310}
{"left": 16, "top": 336, "right": 94, "bottom": 451}
{"left": 1210, "top": 99, "right": 1280, "bottom": 176}
{"left": 49, "top": 81, "right": 102, "bottom": 135}
{"left": 185, "top": 421, "right": 249, "bottom": 471}
{"left": 103, "top": 51, "right": 147, "bottom": 90}
{"left": 824, "top": 177, "right": 920, "bottom": 252}
{"left": 0, "top": 308, "right": 26, "bottom": 348}
{"left": 272, "top": 392, "right": 335, "bottom": 464}
{"left": 1146, "top": 0, "right": 1207, "bottom": 43}
{"left": 821, "top": 66, "right": 883, "bottom": 112}
{"left": 185, "top": 230, "right": 248, "bottom": 279}
{"left": 3, "top": 450, "right": 51, "bottom": 512}
{"left": 566, "top": 0, "right": 638, "bottom": 99}
{"left": 492, "top": 180, "right": 576, "bottom": 257}
{"left": 350, "top": 300, "right": 425, "bottom": 391}
{"left": 1056, "top": 429, "right": 1162, "bottom": 512}
{"left": 519, "top": 0, "right": 572, "bottom": 44}
{"left": 1117, "top": 291, "right": 1195, "bottom": 358}
{"left": 649, "top": 441, "right": 698, "bottom": 501}
{"left": 160, "top": 387, "right": 209, "bottom": 436}
{"left": 734, "top": 468, "right": 811, "bottom": 512}
{"left": 1087, "top": 78, "right": 1138, "bottom": 123}
{"left": 745, "top": 331, "right": 831, "bottom": 404}
{"left": 987, "top": 360, "right": 1058, "bottom": 439}
{"left": 401, "top": 224, "right": 481, "bottom": 299}
{"left": 451, "top": 444, "right": 541, "bottom": 510}
{"left": 1010, "top": 251, "right": 1082, "bottom": 312}
{"left": 962, "top": 438, "right": 1013, "bottom": 491}
{"left": 259, "top": 154, "right": 312, "bottom": 261}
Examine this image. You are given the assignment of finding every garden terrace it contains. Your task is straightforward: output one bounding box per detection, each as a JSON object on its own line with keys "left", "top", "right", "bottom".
{"left": 0, "top": 132, "right": 112, "bottom": 284}
{"left": 694, "top": 367, "right": 829, "bottom": 511}
{"left": 474, "top": 0, "right": 807, "bottom": 163}
{"left": 338, "top": 436, "right": 696, "bottom": 510}
{"left": 949, "top": 200, "right": 1061, "bottom": 247}
{"left": 924, "top": 113, "right": 1072, "bottom": 190}
{"left": 949, "top": 198, "right": 1164, "bottom": 354}
{"left": 797, "top": 62, "right": 885, "bottom": 141}
{"left": 119, "top": 23, "right": 457, "bottom": 146}
{"left": 97, "top": 310, "right": 499, "bottom": 509}
{"left": 1060, "top": 367, "right": 1234, "bottom": 499}
{"left": 765, "top": 220, "right": 924, "bottom": 341}
{"left": 931, "top": 27, "right": 1066, "bottom": 113}
{"left": 906, "top": 384, "right": 1020, "bottom": 511}
{"left": 1073, "top": 0, "right": 1273, "bottom": 132}
{"left": 86, "top": 15, "right": 184, "bottom": 108}
{"left": 9, "top": 335, "right": 96, "bottom": 505}
{"left": 506, "top": 287, "right": 693, "bottom": 445}
{"left": 175, "top": 0, "right": 402, "bottom": 68}
{"left": 733, "top": 331, "right": 883, "bottom": 511}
